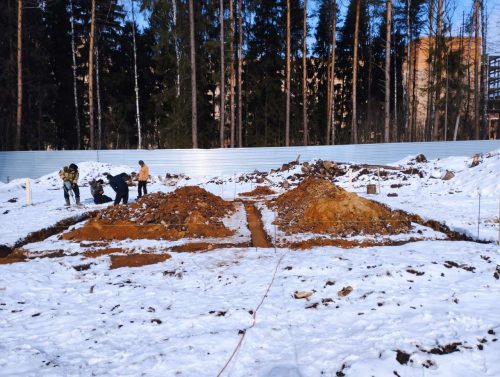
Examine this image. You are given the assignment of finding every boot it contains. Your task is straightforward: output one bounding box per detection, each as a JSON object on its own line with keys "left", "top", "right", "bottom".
{"left": 65, "top": 198, "right": 70, "bottom": 207}
{"left": 76, "top": 197, "right": 81, "bottom": 206}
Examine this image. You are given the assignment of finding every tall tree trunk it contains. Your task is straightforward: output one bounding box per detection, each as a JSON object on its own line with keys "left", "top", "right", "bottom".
{"left": 444, "top": 53, "right": 449, "bottom": 140}
{"left": 367, "top": 14, "right": 373, "bottom": 141}
{"left": 351, "top": 0, "right": 361, "bottom": 144}
{"left": 393, "top": 34, "right": 398, "bottom": 141}
{"left": 131, "top": 0, "right": 142, "bottom": 149}
{"left": 411, "top": 40, "right": 419, "bottom": 139}
{"left": 189, "top": 0, "right": 198, "bottom": 148}
{"left": 405, "top": 0, "right": 411, "bottom": 141}
{"left": 328, "top": 0, "right": 337, "bottom": 145}
{"left": 432, "top": 0, "right": 443, "bottom": 140}
{"left": 69, "top": 0, "right": 81, "bottom": 149}
{"left": 237, "top": 0, "right": 243, "bottom": 147}
{"left": 220, "top": 0, "right": 225, "bottom": 148}
{"left": 425, "top": 0, "right": 434, "bottom": 141}
{"left": 229, "top": 0, "right": 235, "bottom": 147}
{"left": 172, "top": 0, "right": 180, "bottom": 98}
{"left": 285, "top": 0, "right": 291, "bottom": 146}
{"left": 384, "top": 0, "right": 392, "bottom": 143}
{"left": 302, "top": 0, "right": 307, "bottom": 145}
{"left": 95, "top": 43, "right": 102, "bottom": 149}
{"left": 473, "top": 0, "right": 480, "bottom": 139}
{"left": 15, "top": 0, "right": 22, "bottom": 151}
{"left": 326, "top": 50, "right": 332, "bottom": 143}
{"left": 88, "top": 0, "right": 96, "bottom": 149}
{"left": 480, "top": 0, "right": 487, "bottom": 139}
{"left": 37, "top": 85, "right": 41, "bottom": 150}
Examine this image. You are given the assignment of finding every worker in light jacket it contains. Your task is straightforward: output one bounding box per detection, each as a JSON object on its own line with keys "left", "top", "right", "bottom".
{"left": 59, "top": 163, "right": 80, "bottom": 206}
{"left": 137, "top": 160, "right": 150, "bottom": 198}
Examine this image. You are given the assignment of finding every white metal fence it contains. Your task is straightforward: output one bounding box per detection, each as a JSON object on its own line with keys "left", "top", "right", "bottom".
{"left": 1, "top": 140, "right": 499, "bottom": 182}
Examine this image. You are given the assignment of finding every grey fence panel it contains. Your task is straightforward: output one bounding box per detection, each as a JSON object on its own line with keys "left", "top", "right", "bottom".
{"left": 1, "top": 140, "right": 499, "bottom": 182}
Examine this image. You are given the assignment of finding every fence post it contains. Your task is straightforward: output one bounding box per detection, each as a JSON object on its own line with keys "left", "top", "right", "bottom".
{"left": 377, "top": 168, "right": 381, "bottom": 194}
{"left": 26, "top": 178, "right": 32, "bottom": 206}
{"left": 477, "top": 190, "right": 481, "bottom": 240}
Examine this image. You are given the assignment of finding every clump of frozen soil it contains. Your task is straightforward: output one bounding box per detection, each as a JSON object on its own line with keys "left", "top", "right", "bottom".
{"left": 269, "top": 178, "right": 412, "bottom": 236}
{"left": 239, "top": 185, "right": 276, "bottom": 197}
{"left": 63, "top": 186, "right": 235, "bottom": 241}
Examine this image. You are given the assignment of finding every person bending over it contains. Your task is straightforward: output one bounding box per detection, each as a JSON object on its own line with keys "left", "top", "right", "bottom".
{"left": 105, "top": 172, "right": 129, "bottom": 205}
{"left": 89, "top": 179, "right": 113, "bottom": 204}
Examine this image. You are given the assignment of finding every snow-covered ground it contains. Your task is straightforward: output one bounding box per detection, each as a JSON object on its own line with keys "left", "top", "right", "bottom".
{"left": 1, "top": 150, "right": 499, "bottom": 377}
{"left": 1, "top": 242, "right": 499, "bottom": 376}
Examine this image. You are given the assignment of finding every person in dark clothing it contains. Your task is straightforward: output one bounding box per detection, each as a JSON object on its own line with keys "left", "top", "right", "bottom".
{"left": 89, "top": 179, "right": 113, "bottom": 204}
{"left": 105, "top": 173, "right": 129, "bottom": 205}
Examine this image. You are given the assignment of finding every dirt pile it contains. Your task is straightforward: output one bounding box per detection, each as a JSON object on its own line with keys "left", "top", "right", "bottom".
{"left": 269, "top": 178, "right": 412, "bottom": 236}
{"left": 239, "top": 186, "right": 276, "bottom": 197}
{"left": 299, "top": 160, "right": 346, "bottom": 178}
{"left": 63, "top": 186, "right": 235, "bottom": 241}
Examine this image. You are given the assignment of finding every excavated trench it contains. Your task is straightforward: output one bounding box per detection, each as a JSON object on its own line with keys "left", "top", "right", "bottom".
{"left": 0, "top": 181, "right": 489, "bottom": 266}
{"left": 0, "top": 211, "right": 97, "bottom": 263}
{"left": 243, "top": 201, "right": 273, "bottom": 248}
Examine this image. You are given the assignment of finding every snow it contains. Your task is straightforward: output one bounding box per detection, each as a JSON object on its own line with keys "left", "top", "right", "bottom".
{"left": 1, "top": 149, "right": 499, "bottom": 377}
{"left": 1, "top": 242, "right": 499, "bottom": 376}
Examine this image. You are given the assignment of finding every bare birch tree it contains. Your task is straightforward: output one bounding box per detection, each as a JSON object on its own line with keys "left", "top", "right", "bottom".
{"left": 189, "top": 0, "right": 198, "bottom": 148}
{"left": 327, "top": 0, "right": 337, "bottom": 145}
{"left": 131, "top": 0, "right": 142, "bottom": 149}
{"left": 69, "top": 0, "right": 81, "bottom": 149}
{"left": 172, "top": 0, "right": 180, "bottom": 97}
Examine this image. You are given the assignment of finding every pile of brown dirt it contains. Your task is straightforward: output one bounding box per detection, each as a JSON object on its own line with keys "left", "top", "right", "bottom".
{"left": 239, "top": 186, "right": 276, "bottom": 197}
{"left": 63, "top": 186, "right": 235, "bottom": 241}
{"left": 269, "top": 178, "right": 412, "bottom": 236}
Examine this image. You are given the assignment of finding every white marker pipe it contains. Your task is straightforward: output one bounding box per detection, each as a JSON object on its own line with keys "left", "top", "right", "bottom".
{"left": 26, "top": 178, "right": 32, "bottom": 206}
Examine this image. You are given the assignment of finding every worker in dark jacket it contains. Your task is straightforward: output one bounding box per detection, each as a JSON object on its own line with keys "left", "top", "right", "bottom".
{"left": 89, "top": 179, "right": 113, "bottom": 204}
{"left": 104, "top": 173, "right": 129, "bottom": 205}
{"left": 59, "top": 163, "right": 80, "bottom": 206}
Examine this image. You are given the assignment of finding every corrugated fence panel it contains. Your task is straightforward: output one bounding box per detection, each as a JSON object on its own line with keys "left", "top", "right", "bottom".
{"left": 0, "top": 140, "right": 499, "bottom": 182}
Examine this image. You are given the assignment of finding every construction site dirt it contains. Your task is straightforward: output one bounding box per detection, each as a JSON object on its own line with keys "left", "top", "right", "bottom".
{"left": 269, "top": 178, "right": 412, "bottom": 236}
{"left": 63, "top": 187, "right": 236, "bottom": 241}
{"left": 0, "top": 172, "right": 482, "bottom": 268}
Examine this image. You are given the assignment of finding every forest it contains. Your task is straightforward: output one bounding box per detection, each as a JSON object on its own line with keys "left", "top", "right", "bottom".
{"left": 0, "top": 0, "right": 491, "bottom": 150}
